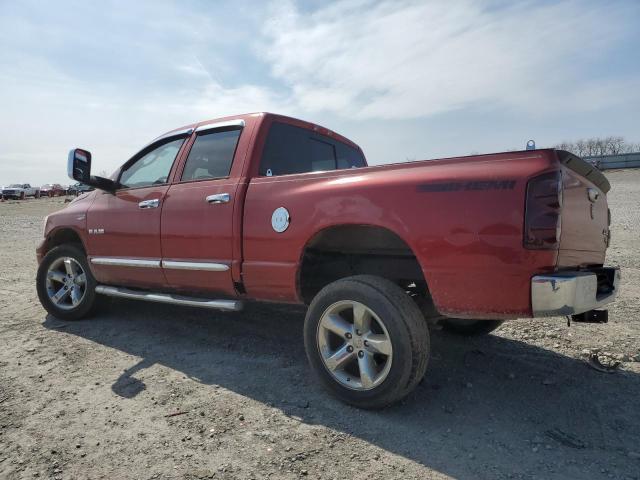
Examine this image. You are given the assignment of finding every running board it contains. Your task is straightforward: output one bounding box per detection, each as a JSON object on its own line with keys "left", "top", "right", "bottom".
{"left": 95, "top": 285, "right": 243, "bottom": 312}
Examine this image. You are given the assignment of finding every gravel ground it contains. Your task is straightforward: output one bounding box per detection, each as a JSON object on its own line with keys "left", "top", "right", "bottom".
{"left": 1, "top": 170, "right": 639, "bottom": 480}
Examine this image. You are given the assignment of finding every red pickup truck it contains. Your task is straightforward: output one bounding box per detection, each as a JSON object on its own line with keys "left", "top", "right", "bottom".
{"left": 36, "top": 112, "right": 620, "bottom": 408}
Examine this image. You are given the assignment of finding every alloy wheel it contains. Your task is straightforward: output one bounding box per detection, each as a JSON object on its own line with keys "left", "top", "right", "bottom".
{"left": 45, "top": 257, "right": 87, "bottom": 310}
{"left": 317, "top": 300, "right": 393, "bottom": 390}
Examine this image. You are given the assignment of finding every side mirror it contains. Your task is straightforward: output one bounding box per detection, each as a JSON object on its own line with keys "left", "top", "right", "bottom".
{"left": 68, "top": 148, "right": 92, "bottom": 183}
{"left": 66, "top": 148, "right": 117, "bottom": 193}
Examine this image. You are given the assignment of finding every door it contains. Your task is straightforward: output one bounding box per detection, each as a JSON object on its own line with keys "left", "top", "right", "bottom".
{"left": 86, "top": 136, "right": 187, "bottom": 288}
{"left": 160, "top": 126, "right": 243, "bottom": 296}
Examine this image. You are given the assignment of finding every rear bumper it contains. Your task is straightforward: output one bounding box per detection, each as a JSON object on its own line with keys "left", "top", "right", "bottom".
{"left": 531, "top": 267, "right": 620, "bottom": 317}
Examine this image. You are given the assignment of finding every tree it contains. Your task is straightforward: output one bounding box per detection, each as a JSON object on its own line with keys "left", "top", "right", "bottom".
{"left": 554, "top": 136, "right": 639, "bottom": 157}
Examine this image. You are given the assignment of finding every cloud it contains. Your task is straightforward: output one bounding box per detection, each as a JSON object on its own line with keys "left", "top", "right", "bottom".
{"left": 261, "top": 0, "right": 640, "bottom": 119}
{"left": 0, "top": 0, "right": 638, "bottom": 184}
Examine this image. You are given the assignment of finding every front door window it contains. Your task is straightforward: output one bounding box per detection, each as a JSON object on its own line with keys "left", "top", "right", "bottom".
{"left": 119, "top": 138, "right": 185, "bottom": 189}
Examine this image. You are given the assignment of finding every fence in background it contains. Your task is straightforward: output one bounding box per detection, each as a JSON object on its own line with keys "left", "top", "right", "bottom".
{"left": 583, "top": 152, "right": 640, "bottom": 170}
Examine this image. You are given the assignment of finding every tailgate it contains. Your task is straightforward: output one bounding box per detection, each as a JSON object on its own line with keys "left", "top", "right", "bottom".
{"left": 556, "top": 151, "right": 610, "bottom": 267}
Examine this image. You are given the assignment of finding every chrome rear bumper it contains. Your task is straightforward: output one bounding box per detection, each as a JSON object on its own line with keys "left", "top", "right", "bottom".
{"left": 531, "top": 267, "right": 620, "bottom": 317}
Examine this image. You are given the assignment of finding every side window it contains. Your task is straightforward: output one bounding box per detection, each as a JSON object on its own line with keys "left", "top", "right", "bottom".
{"left": 259, "top": 122, "right": 364, "bottom": 176}
{"left": 181, "top": 128, "right": 241, "bottom": 182}
{"left": 119, "top": 137, "right": 185, "bottom": 189}
{"left": 259, "top": 122, "right": 309, "bottom": 176}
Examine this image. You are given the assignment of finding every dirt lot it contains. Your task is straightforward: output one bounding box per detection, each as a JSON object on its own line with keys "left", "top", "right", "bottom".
{"left": 1, "top": 170, "right": 639, "bottom": 480}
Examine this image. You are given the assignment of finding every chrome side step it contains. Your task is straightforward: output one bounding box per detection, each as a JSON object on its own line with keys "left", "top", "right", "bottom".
{"left": 95, "top": 285, "right": 243, "bottom": 312}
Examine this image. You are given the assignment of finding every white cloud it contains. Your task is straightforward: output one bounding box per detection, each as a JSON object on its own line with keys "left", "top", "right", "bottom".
{"left": 262, "top": 0, "right": 640, "bottom": 119}
{"left": 0, "top": 0, "right": 638, "bottom": 184}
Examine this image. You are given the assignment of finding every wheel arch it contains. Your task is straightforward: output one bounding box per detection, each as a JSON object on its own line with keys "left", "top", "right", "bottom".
{"left": 42, "top": 227, "right": 87, "bottom": 255}
{"left": 296, "top": 223, "right": 432, "bottom": 305}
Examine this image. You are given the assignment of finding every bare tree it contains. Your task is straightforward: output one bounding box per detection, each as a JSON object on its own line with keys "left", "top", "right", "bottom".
{"left": 554, "top": 136, "right": 639, "bottom": 157}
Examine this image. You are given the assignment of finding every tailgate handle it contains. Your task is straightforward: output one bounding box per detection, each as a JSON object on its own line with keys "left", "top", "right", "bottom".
{"left": 206, "top": 193, "right": 230, "bottom": 204}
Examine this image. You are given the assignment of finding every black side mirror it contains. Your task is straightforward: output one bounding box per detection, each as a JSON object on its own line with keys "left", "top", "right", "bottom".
{"left": 68, "top": 148, "right": 92, "bottom": 183}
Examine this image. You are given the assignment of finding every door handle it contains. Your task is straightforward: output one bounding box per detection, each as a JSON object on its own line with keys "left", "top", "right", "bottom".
{"left": 206, "top": 193, "right": 230, "bottom": 204}
{"left": 138, "top": 199, "right": 160, "bottom": 209}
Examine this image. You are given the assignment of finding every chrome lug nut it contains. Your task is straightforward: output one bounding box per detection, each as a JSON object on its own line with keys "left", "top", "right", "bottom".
{"left": 345, "top": 332, "right": 352, "bottom": 339}
{"left": 358, "top": 350, "right": 364, "bottom": 358}
{"left": 347, "top": 346, "right": 354, "bottom": 353}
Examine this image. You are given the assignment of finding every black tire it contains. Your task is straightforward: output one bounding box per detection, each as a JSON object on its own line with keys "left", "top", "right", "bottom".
{"left": 36, "top": 244, "right": 98, "bottom": 321}
{"left": 304, "top": 275, "right": 429, "bottom": 409}
{"left": 20, "top": 192, "right": 25, "bottom": 200}
{"left": 441, "top": 318, "right": 504, "bottom": 336}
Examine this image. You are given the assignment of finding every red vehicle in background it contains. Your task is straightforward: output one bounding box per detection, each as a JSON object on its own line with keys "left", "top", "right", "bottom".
{"left": 40, "top": 184, "right": 66, "bottom": 197}
{"left": 35, "top": 112, "right": 620, "bottom": 408}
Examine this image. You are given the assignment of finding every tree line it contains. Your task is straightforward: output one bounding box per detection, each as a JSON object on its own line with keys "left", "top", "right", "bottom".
{"left": 555, "top": 136, "right": 640, "bottom": 157}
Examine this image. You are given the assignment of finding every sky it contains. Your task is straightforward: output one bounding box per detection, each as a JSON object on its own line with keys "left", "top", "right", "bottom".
{"left": 1, "top": 0, "right": 639, "bottom": 185}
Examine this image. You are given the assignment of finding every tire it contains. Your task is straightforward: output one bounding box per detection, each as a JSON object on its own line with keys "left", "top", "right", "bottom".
{"left": 35, "top": 191, "right": 41, "bottom": 198}
{"left": 36, "top": 244, "right": 98, "bottom": 321}
{"left": 304, "top": 275, "right": 429, "bottom": 409}
{"left": 441, "top": 318, "right": 504, "bottom": 336}
{"left": 20, "top": 192, "right": 25, "bottom": 200}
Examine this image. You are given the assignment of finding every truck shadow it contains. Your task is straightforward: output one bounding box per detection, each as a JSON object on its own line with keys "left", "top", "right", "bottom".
{"left": 43, "top": 300, "right": 640, "bottom": 479}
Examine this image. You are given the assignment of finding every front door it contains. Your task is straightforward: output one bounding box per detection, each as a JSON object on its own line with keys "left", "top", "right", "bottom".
{"left": 86, "top": 136, "right": 188, "bottom": 288}
{"left": 160, "top": 126, "right": 243, "bottom": 296}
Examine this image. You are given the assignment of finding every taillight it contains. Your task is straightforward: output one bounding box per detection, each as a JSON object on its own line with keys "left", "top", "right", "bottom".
{"left": 524, "top": 171, "right": 563, "bottom": 249}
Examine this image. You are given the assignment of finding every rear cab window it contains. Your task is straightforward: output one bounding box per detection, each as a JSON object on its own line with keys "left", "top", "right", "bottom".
{"left": 259, "top": 122, "right": 365, "bottom": 176}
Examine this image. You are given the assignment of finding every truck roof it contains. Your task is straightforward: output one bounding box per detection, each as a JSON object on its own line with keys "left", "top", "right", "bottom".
{"left": 156, "top": 112, "right": 361, "bottom": 151}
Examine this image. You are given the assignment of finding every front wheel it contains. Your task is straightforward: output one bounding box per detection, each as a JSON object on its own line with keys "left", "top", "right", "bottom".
{"left": 36, "top": 244, "right": 98, "bottom": 320}
{"left": 304, "top": 275, "right": 429, "bottom": 409}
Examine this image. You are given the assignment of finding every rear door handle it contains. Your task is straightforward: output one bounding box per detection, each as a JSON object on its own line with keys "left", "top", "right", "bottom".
{"left": 138, "top": 199, "right": 160, "bottom": 209}
{"left": 206, "top": 193, "right": 230, "bottom": 204}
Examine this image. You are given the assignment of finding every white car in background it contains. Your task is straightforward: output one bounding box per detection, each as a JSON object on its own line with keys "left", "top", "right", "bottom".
{"left": 1, "top": 183, "right": 41, "bottom": 200}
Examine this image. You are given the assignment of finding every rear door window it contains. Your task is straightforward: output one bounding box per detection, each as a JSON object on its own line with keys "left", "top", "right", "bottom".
{"left": 181, "top": 128, "right": 242, "bottom": 182}
{"left": 259, "top": 122, "right": 365, "bottom": 176}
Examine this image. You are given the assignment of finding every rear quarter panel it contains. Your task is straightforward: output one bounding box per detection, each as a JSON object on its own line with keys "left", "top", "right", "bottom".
{"left": 242, "top": 150, "right": 559, "bottom": 318}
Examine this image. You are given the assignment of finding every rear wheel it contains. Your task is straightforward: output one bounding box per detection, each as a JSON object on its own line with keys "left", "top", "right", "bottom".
{"left": 441, "top": 318, "right": 504, "bottom": 336}
{"left": 36, "top": 244, "right": 97, "bottom": 320}
{"left": 304, "top": 275, "right": 429, "bottom": 409}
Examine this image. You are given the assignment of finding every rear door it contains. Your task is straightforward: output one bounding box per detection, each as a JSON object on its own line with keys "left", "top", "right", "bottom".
{"left": 160, "top": 123, "right": 245, "bottom": 296}
{"left": 86, "top": 135, "right": 188, "bottom": 288}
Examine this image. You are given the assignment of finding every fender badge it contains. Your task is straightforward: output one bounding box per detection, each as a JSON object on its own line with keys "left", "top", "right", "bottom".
{"left": 271, "top": 207, "right": 290, "bottom": 233}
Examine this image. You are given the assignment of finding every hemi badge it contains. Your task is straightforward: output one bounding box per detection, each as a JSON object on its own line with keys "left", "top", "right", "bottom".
{"left": 88, "top": 228, "right": 105, "bottom": 235}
